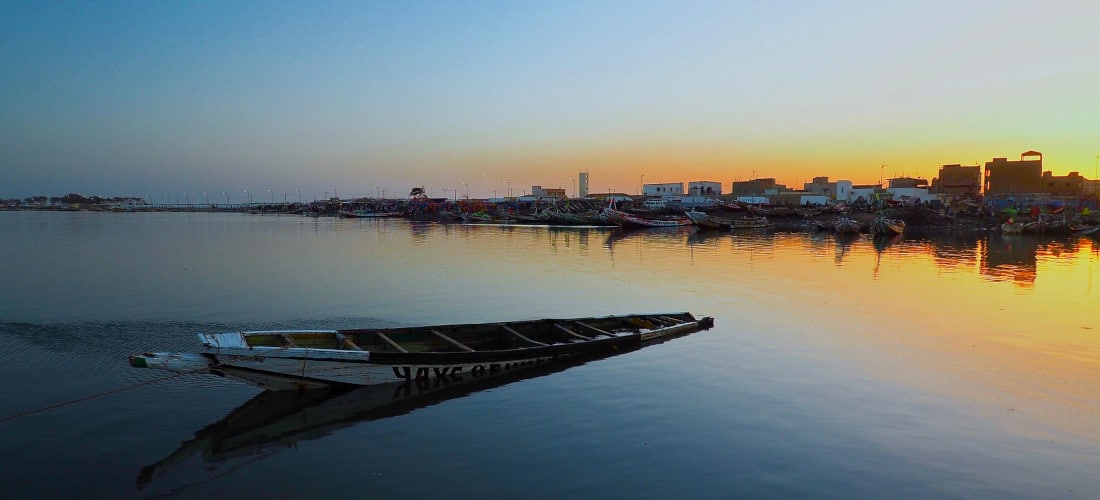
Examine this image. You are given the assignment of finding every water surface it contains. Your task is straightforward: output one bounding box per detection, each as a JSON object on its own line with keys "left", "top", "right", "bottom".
{"left": 1, "top": 212, "right": 1097, "bottom": 498}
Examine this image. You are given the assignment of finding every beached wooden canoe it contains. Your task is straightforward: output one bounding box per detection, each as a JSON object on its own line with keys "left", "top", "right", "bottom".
{"left": 129, "top": 312, "right": 714, "bottom": 391}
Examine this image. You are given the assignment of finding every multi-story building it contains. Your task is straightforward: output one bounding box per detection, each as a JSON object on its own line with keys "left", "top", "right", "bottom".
{"left": 687, "top": 181, "right": 722, "bottom": 197}
{"left": 984, "top": 151, "right": 1045, "bottom": 194}
{"left": 578, "top": 172, "right": 589, "bottom": 198}
{"left": 931, "top": 164, "right": 982, "bottom": 197}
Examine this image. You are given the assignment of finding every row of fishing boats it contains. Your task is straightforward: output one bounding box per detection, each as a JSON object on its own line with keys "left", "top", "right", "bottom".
{"left": 1001, "top": 215, "right": 1100, "bottom": 236}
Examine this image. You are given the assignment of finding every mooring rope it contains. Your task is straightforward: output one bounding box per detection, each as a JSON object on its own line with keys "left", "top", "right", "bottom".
{"left": 0, "top": 367, "right": 208, "bottom": 424}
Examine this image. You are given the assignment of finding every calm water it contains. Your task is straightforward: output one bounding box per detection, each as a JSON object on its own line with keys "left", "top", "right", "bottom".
{"left": 1, "top": 211, "right": 1098, "bottom": 498}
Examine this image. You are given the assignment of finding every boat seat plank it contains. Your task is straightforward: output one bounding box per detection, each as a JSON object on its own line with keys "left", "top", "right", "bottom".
{"left": 430, "top": 329, "right": 475, "bottom": 352}
{"left": 574, "top": 321, "right": 617, "bottom": 338}
{"left": 335, "top": 333, "right": 363, "bottom": 351}
{"left": 502, "top": 326, "right": 548, "bottom": 346}
{"left": 279, "top": 334, "right": 297, "bottom": 348}
{"left": 374, "top": 332, "right": 408, "bottom": 353}
{"left": 657, "top": 316, "right": 687, "bottom": 325}
{"left": 554, "top": 323, "right": 592, "bottom": 341}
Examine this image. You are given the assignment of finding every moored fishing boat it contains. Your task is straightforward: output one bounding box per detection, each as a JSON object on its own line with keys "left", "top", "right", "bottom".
{"left": 601, "top": 208, "right": 692, "bottom": 228}
{"left": 129, "top": 312, "right": 714, "bottom": 391}
{"left": 731, "top": 215, "right": 772, "bottom": 230}
{"left": 871, "top": 216, "right": 905, "bottom": 236}
{"left": 685, "top": 210, "right": 731, "bottom": 230}
{"left": 834, "top": 217, "right": 862, "bottom": 234}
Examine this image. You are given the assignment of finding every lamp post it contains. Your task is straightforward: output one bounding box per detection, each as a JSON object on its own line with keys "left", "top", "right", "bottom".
{"left": 640, "top": 174, "right": 645, "bottom": 196}
{"left": 505, "top": 180, "right": 510, "bottom": 199}
{"left": 570, "top": 178, "right": 575, "bottom": 199}
{"left": 462, "top": 182, "right": 469, "bottom": 200}
{"left": 268, "top": 189, "right": 273, "bottom": 204}
{"left": 375, "top": 186, "right": 380, "bottom": 198}
{"left": 244, "top": 190, "right": 249, "bottom": 206}
{"left": 879, "top": 164, "right": 888, "bottom": 187}
{"left": 296, "top": 188, "right": 301, "bottom": 204}
{"left": 204, "top": 192, "right": 209, "bottom": 205}
{"left": 223, "top": 192, "right": 228, "bottom": 205}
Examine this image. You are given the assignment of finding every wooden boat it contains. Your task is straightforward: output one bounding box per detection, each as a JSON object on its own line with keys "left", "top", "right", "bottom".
{"left": 1001, "top": 221, "right": 1025, "bottom": 234}
{"left": 340, "top": 209, "right": 402, "bottom": 218}
{"left": 129, "top": 312, "right": 715, "bottom": 391}
{"left": 601, "top": 208, "right": 692, "bottom": 228}
{"left": 1078, "top": 225, "right": 1100, "bottom": 237}
{"left": 871, "top": 216, "right": 905, "bottom": 236}
{"left": 684, "top": 210, "right": 731, "bottom": 230}
{"left": 834, "top": 217, "right": 862, "bottom": 234}
{"left": 731, "top": 215, "right": 772, "bottom": 230}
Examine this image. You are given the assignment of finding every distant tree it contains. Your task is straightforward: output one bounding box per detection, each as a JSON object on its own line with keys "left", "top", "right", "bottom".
{"left": 409, "top": 186, "right": 426, "bottom": 199}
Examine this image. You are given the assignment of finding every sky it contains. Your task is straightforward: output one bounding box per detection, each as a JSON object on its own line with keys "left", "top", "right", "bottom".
{"left": 3, "top": 0, "right": 1099, "bottom": 201}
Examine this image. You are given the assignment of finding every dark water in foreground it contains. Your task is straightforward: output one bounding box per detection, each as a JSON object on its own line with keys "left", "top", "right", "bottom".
{"left": 1, "top": 212, "right": 1098, "bottom": 498}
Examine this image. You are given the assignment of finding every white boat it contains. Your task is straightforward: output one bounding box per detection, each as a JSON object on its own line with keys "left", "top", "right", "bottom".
{"left": 130, "top": 312, "right": 714, "bottom": 391}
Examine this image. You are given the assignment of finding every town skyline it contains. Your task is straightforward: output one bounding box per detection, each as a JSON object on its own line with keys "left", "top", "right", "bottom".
{"left": 3, "top": 2, "right": 1098, "bottom": 200}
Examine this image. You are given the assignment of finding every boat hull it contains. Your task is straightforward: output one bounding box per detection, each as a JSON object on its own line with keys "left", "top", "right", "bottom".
{"left": 131, "top": 313, "right": 714, "bottom": 391}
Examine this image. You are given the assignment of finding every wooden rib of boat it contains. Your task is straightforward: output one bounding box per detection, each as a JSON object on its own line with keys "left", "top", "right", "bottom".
{"left": 129, "top": 312, "right": 715, "bottom": 391}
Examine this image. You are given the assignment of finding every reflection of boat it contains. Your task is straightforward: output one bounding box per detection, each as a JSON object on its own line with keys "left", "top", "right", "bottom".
{"left": 1079, "top": 225, "right": 1100, "bottom": 237}
{"left": 834, "top": 217, "right": 861, "bottom": 234}
{"left": 130, "top": 313, "right": 715, "bottom": 391}
{"left": 871, "top": 216, "right": 905, "bottom": 236}
{"left": 731, "top": 216, "right": 772, "bottom": 230}
{"left": 872, "top": 233, "right": 903, "bottom": 252}
{"left": 135, "top": 329, "right": 700, "bottom": 489}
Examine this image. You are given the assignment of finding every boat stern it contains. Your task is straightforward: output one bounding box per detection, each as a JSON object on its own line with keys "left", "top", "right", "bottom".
{"left": 129, "top": 352, "right": 214, "bottom": 374}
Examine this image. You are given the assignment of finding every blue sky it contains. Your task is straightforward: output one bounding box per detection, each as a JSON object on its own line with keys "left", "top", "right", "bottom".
{"left": 3, "top": 0, "right": 1099, "bottom": 200}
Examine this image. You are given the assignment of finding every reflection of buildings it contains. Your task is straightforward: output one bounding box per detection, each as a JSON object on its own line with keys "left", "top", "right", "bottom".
{"left": 981, "top": 236, "right": 1038, "bottom": 286}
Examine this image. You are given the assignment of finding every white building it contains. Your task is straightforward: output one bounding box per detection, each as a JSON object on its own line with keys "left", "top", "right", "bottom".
{"left": 642, "top": 182, "right": 684, "bottom": 198}
{"left": 687, "top": 181, "right": 722, "bottom": 197}
{"left": 578, "top": 172, "right": 589, "bottom": 198}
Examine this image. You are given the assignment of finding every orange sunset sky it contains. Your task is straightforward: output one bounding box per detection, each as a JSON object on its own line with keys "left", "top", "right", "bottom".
{"left": 3, "top": 1, "right": 1099, "bottom": 200}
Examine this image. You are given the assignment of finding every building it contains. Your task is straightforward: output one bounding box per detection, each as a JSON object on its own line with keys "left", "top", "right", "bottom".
{"left": 803, "top": 177, "right": 838, "bottom": 198}
{"left": 931, "top": 164, "right": 982, "bottom": 197}
{"left": 530, "top": 186, "right": 567, "bottom": 199}
{"left": 731, "top": 178, "right": 782, "bottom": 196}
{"left": 1041, "top": 171, "right": 1086, "bottom": 195}
{"left": 578, "top": 172, "right": 589, "bottom": 198}
{"left": 642, "top": 182, "right": 684, "bottom": 198}
{"left": 984, "top": 151, "right": 1044, "bottom": 194}
{"left": 687, "top": 181, "right": 722, "bottom": 197}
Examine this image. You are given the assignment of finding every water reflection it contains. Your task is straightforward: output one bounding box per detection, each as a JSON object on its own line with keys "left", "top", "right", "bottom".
{"left": 136, "top": 333, "right": 695, "bottom": 491}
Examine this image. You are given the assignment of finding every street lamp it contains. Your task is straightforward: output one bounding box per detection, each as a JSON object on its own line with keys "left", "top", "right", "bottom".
{"left": 462, "top": 182, "right": 469, "bottom": 200}
{"left": 268, "top": 189, "right": 273, "bottom": 204}
{"left": 223, "top": 192, "right": 228, "bottom": 205}
{"left": 243, "top": 190, "right": 248, "bottom": 206}
{"left": 570, "top": 178, "right": 575, "bottom": 199}
{"left": 505, "top": 180, "right": 510, "bottom": 199}
{"left": 879, "top": 164, "right": 888, "bottom": 186}
{"left": 204, "top": 192, "right": 209, "bottom": 205}
{"left": 296, "top": 188, "right": 301, "bottom": 204}
{"left": 640, "top": 174, "right": 645, "bottom": 196}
